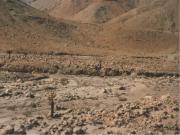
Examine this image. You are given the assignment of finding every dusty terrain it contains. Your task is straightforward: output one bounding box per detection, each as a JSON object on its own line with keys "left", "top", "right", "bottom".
{"left": 0, "top": 0, "right": 179, "bottom": 134}
{"left": 0, "top": 53, "right": 179, "bottom": 135}
{"left": 0, "top": 0, "right": 179, "bottom": 56}
{"left": 0, "top": 52, "right": 179, "bottom": 75}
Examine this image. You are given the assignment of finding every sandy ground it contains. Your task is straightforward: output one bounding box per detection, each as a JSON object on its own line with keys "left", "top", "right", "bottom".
{"left": 0, "top": 68, "right": 179, "bottom": 134}
{"left": 0, "top": 0, "right": 179, "bottom": 134}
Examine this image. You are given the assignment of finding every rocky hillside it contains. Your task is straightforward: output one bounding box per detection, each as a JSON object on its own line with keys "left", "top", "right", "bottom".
{"left": 0, "top": 0, "right": 179, "bottom": 56}
{"left": 21, "top": 0, "right": 137, "bottom": 23}
{"left": 95, "top": 0, "right": 179, "bottom": 55}
{"left": 0, "top": 0, "right": 101, "bottom": 55}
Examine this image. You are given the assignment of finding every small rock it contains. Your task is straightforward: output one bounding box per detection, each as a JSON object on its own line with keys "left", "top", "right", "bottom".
{"left": 54, "top": 112, "right": 61, "bottom": 118}
{"left": 118, "top": 97, "right": 127, "bottom": 101}
{"left": 0, "top": 86, "right": 4, "bottom": 89}
{"left": 103, "top": 89, "right": 108, "bottom": 94}
{"left": 131, "top": 130, "right": 136, "bottom": 134}
{"left": 0, "top": 124, "right": 5, "bottom": 129}
{"left": 56, "top": 105, "right": 67, "bottom": 110}
{"left": 144, "top": 96, "right": 153, "bottom": 100}
{"left": 16, "top": 79, "right": 22, "bottom": 83}
{"left": 63, "top": 128, "right": 73, "bottom": 135}
{"left": 115, "top": 104, "right": 123, "bottom": 110}
{"left": 161, "top": 94, "right": 170, "bottom": 101}
{"left": 35, "top": 115, "right": 44, "bottom": 120}
{"left": 29, "top": 102, "right": 37, "bottom": 108}
{"left": 26, "top": 118, "right": 40, "bottom": 129}
{"left": 14, "top": 124, "right": 26, "bottom": 134}
{"left": 131, "top": 72, "right": 137, "bottom": 78}
{"left": 6, "top": 89, "right": 11, "bottom": 94}
{"left": 42, "top": 129, "right": 49, "bottom": 135}
{"left": 173, "top": 106, "right": 179, "bottom": 111}
{"left": 14, "top": 91, "right": 23, "bottom": 96}
{"left": 73, "top": 127, "right": 86, "bottom": 134}
{"left": 60, "top": 78, "right": 69, "bottom": 86}
{"left": 153, "top": 123, "right": 163, "bottom": 129}
{"left": 54, "top": 131, "right": 61, "bottom": 135}
{"left": 25, "top": 92, "right": 35, "bottom": 98}
{"left": 119, "top": 86, "right": 126, "bottom": 90}
{"left": 1, "top": 125, "right": 14, "bottom": 135}
{"left": 0, "top": 90, "right": 12, "bottom": 97}
{"left": 65, "top": 109, "right": 72, "bottom": 114}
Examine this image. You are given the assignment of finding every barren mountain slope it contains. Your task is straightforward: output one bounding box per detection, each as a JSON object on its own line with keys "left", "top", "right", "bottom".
{"left": 0, "top": 0, "right": 103, "bottom": 55}
{"left": 72, "top": 0, "right": 136, "bottom": 23}
{"left": 109, "top": 0, "right": 179, "bottom": 32}
{"left": 21, "top": 0, "right": 137, "bottom": 23}
{"left": 0, "top": 0, "right": 48, "bottom": 52}
{"left": 21, "top": 0, "right": 62, "bottom": 11}
{"left": 95, "top": 0, "right": 179, "bottom": 56}
{"left": 21, "top": 0, "right": 95, "bottom": 19}
{"left": 1, "top": 0, "right": 179, "bottom": 56}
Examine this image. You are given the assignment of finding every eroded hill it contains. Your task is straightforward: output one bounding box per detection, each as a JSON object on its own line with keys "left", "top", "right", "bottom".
{"left": 0, "top": 0, "right": 103, "bottom": 55}
{"left": 0, "top": 0, "right": 179, "bottom": 56}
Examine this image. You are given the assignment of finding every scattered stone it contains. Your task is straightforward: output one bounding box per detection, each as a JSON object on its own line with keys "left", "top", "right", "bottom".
{"left": 173, "top": 106, "right": 179, "bottom": 111}
{"left": 25, "top": 92, "right": 35, "bottom": 98}
{"left": 35, "top": 115, "right": 44, "bottom": 120}
{"left": 26, "top": 118, "right": 40, "bottom": 129}
{"left": 118, "top": 97, "right": 128, "bottom": 101}
{"left": 1, "top": 125, "right": 14, "bottom": 135}
{"left": 29, "top": 102, "right": 37, "bottom": 108}
{"left": 0, "top": 86, "right": 4, "bottom": 89}
{"left": 0, "top": 69, "right": 179, "bottom": 135}
{"left": 115, "top": 104, "right": 123, "bottom": 110}
{"left": 62, "top": 128, "right": 73, "bottom": 135}
{"left": 0, "top": 124, "right": 5, "bottom": 129}
{"left": 16, "top": 79, "right": 22, "bottom": 83}
{"left": 54, "top": 112, "right": 61, "bottom": 118}
{"left": 14, "top": 124, "right": 26, "bottom": 134}
{"left": 103, "top": 89, "right": 108, "bottom": 94}
{"left": 131, "top": 72, "right": 137, "bottom": 78}
{"left": 42, "top": 129, "right": 49, "bottom": 135}
{"left": 73, "top": 127, "right": 86, "bottom": 134}
{"left": 161, "top": 94, "right": 170, "bottom": 101}
{"left": 56, "top": 105, "right": 67, "bottom": 110}
{"left": 153, "top": 123, "right": 163, "bottom": 129}
{"left": 0, "top": 89, "right": 12, "bottom": 97}
{"left": 131, "top": 130, "right": 137, "bottom": 134}
{"left": 60, "top": 78, "right": 69, "bottom": 86}
{"left": 14, "top": 91, "right": 23, "bottom": 96}
{"left": 119, "top": 86, "right": 126, "bottom": 90}
{"left": 144, "top": 96, "right": 153, "bottom": 100}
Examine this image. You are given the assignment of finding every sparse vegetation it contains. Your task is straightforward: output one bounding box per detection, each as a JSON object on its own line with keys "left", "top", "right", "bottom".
{"left": 6, "top": 50, "right": 12, "bottom": 59}
{"left": 0, "top": 0, "right": 179, "bottom": 135}
{"left": 46, "top": 87, "right": 56, "bottom": 118}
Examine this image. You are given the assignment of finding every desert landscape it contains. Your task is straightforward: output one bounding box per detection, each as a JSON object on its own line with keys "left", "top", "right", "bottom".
{"left": 0, "top": 0, "right": 179, "bottom": 135}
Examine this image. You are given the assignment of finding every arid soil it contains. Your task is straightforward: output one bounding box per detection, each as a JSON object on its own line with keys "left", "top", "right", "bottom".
{"left": 0, "top": 53, "right": 179, "bottom": 75}
{"left": 0, "top": 0, "right": 179, "bottom": 134}
{"left": 0, "top": 0, "right": 179, "bottom": 56}
{"left": 0, "top": 53, "right": 179, "bottom": 135}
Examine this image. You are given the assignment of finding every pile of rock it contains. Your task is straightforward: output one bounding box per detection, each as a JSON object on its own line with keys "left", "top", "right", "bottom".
{"left": 0, "top": 124, "right": 26, "bottom": 135}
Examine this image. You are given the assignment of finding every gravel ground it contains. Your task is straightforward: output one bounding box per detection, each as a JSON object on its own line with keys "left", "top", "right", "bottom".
{"left": 0, "top": 70, "right": 179, "bottom": 134}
